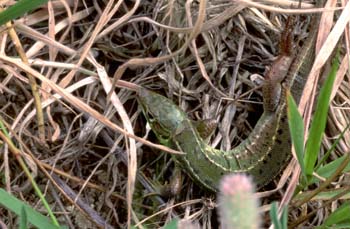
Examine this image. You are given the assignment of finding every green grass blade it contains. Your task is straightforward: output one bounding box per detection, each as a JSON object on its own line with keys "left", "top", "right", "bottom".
{"left": 163, "top": 219, "right": 179, "bottom": 229}
{"left": 20, "top": 206, "right": 28, "bottom": 229}
{"left": 294, "top": 188, "right": 350, "bottom": 203}
{"left": 280, "top": 205, "right": 288, "bottom": 229}
{"left": 287, "top": 90, "right": 305, "bottom": 176}
{"left": 0, "top": 117, "right": 60, "bottom": 226}
{"left": 315, "top": 123, "right": 350, "bottom": 171}
{"left": 0, "top": 189, "right": 61, "bottom": 229}
{"left": 311, "top": 155, "right": 350, "bottom": 184}
{"left": 270, "top": 202, "right": 282, "bottom": 229}
{"left": 0, "top": 0, "right": 48, "bottom": 26}
{"left": 318, "top": 222, "right": 350, "bottom": 229}
{"left": 322, "top": 202, "right": 350, "bottom": 227}
{"left": 304, "top": 55, "right": 339, "bottom": 177}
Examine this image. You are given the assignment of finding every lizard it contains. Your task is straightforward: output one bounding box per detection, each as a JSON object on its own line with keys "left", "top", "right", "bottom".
{"left": 137, "top": 3, "right": 321, "bottom": 192}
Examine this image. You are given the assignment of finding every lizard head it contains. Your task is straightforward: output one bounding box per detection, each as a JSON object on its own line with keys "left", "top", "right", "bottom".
{"left": 137, "top": 88, "right": 186, "bottom": 142}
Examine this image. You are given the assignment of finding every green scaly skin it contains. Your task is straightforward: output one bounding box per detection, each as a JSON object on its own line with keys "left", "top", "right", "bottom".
{"left": 138, "top": 86, "right": 290, "bottom": 192}
{"left": 138, "top": 10, "right": 320, "bottom": 192}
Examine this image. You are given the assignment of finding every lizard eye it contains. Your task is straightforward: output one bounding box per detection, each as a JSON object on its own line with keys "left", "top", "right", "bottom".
{"left": 151, "top": 121, "right": 170, "bottom": 140}
{"left": 142, "top": 108, "right": 171, "bottom": 140}
{"left": 146, "top": 115, "right": 171, "bottom": 140}
{"left": 145, "top": 110, "right": 155, "bottom": 122}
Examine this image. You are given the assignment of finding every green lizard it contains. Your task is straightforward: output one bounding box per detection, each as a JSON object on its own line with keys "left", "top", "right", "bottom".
{"left": 137, "top": 7, "right": 321, "bottom": 192}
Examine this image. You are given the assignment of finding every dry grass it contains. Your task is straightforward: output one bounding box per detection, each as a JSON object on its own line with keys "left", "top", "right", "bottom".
{"left": 0, "top": 0, "right": 349, "bottom": 228}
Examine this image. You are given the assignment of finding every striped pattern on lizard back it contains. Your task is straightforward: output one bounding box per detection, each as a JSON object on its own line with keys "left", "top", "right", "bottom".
{"left": 137, "top": 8, "right": 320, "bottom": 192}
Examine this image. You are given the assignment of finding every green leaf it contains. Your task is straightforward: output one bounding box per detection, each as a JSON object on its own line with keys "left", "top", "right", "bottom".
{"left": 315, "top": 123, "right": 350, "bottom": 171}
{"left": 304, "top": 54, "right": 339, "bottom": 177}
{"left": 322, "top": 202, "right": 350, "bottom": 227}
{"left": 270, "top": 202, "right": 284, "bottom": 229}
{"left": 20, "top": 206, "right": 28, "bottom": 229}
{"left": 0, "top": 0, "right": 49, "bottom": 26}
{"left": 280, "top": 204, "right": 288, "bottom": 229}
{"left": 163, "top": 219, "right": 179, "bottom": 229}
{"left": 294, "top": 187, "right": 350, "bottom": 203}
{"left": 0, "top": 188, "right": 62, "bottom": 229}
{"left": 287, "top": 90, "right": 305, "bottom": 176}
{"left": 313, "top": 155, "right": 350, "bottom": 184}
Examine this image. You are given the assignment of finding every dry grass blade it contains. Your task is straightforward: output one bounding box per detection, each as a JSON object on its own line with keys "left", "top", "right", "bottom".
{"left": 0, "top": 54, "right": 181, "bottom": 154}
{"left": 1, "top": 0, "right": 349, "bottom": 227}
{"left": 107, "top": 0, "right": 208, "bottom": 99}
{"left": 1, "top": 7, "right": 45, "bottom": 142}
{"left": 299, "top": 0, "right": 350, "bottom": 118}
